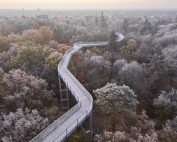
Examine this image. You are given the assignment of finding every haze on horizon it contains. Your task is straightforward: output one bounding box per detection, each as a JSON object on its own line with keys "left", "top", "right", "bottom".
{"left": 0, "top": 0, "right": 177, "bottom": 10}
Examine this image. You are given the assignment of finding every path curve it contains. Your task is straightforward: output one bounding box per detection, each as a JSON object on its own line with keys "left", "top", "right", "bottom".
{"left": 30, "top": 33, "right": 125, "bottom": 142}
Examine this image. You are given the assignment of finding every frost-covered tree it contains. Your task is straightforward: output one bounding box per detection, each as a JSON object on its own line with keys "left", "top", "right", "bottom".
{"left": 120, "top": 39, "right": 137, "bottom": 61}
{"left": 49, "top": 40, "right": 58, "bottom": 48}
{"left": 140, "top": 17, "right": 153, "bottom": 35}
{"left": 0, "top": 25, "right": 12, "bottom": 36}
{"left": 152, "top": 24, "right": 177, "bottom": 47}
{"left": 112, "top": 59, "right": 127, "bottom": 81}
{"left": 71, "top": 50, "right": 111, "bottom": 91}
{"left": 158, "top": 128, "right": 177, "bottom": 142}
{"left": 7, "top": 44, "right": 41, "bottom": 70}
{"left": 7, "top": 33, "right": 22, "bottom": 43}
{"left": 2, "top": 69, "right": 55, "bottom": 112}
{"left": 39, "top": 26, "right": 53, "bottom": 42}
{"left": 94, "top": 83, "right": 138, "bottom": 131}
{"left": 166, "top": 116, "right": 177, "bottom": 132}
{"left": 94, "top": 130, "right": 157, "bottom": 142}
{"left": 45, "top": 51, "right": 63, "bottom": 71}
{"left": 94, "top": 83, "right": 138, "bottom": 114}
{"left": 0, "top": 35, "right": 8, "bottom": 52}
{"left": 3, "top": 42, "right": 63, "bottom": 90}
{"left": 22, "top": 29, "right": 43, "bottom": 43}
{"left": 108, "top": 31, "right": 118, "bottom": 62}
{"left": 135, "top": 42, "right": 154, "bottom": 63}
{"left": 0, "top": 46, "right": 17, "bottom": 64}
{"left": 109, "top": 30, "right": 117, "bottom": 50}
{"left": 86, "top": 55, "right": 111, "bottom": 90}
{"left": 119, "top": 61, "right": 144, "bottom": 88}
{"left": 0, "top": 67, "right": 4, "bottom": 79}
{"left": 158, "top": 117, "right": 177, "bottom": 142}
{"left": 113, "top": 61, "right": 146, "bottom": 103}
{"left": 94, "top": 131, "right": 129, "bottom": 142}
{"left": 121, "top": 18, "right": 129, "bottom": 34}
{"left": 0, "top": 108, "right": 49, "bottom": 142}
{"left": 95, "top": 111, "right": 158, "bottom": 142}
{"left": 162, "top": 46, "right": 177, "bottom": 78}
{"left": 154, "top": 89, "right": 177, "bottom": 128}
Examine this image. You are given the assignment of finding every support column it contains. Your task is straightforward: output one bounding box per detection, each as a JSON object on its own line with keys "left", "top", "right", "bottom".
{"left": 89, "top": 111, "right": 93, "bottom": 142}
{"left": 59, "top": 76, "right": 69, "bottom": 110}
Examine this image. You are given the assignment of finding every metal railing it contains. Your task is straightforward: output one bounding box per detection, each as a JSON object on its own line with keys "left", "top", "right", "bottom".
{"left": 53, "top": 110, "right": 88, "bottom": 142}
{"left": 30, "top": 102, "right": 81, "bottom": 142}
{"left": 30, "top": 33, "right": 124, "bottom": 142}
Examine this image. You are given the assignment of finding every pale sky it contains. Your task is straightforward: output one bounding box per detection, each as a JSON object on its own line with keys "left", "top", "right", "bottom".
{"left": 0, "top": 0, "right": 177, "bottom": 9}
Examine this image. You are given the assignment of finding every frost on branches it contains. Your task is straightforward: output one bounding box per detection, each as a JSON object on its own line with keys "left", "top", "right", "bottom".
{"left": 154, "top": 89, "right": 177, "bottom": 128}
{"left": 2, "top": 69, "right": 58, "bottom": 119}
{"left": 94, "top": 130, "right": 158, "bottom": 142}
{"left": 94, "top": 83, "right": 138, "bottom": 114}
{"left": 0, "top": 108, "right": 48, "bottom": 142}
{"left": 94, "top": 112, "right": 158, "bottom": 142}
{"left": 94, "top": 83, "right": 138, "bottom": 131}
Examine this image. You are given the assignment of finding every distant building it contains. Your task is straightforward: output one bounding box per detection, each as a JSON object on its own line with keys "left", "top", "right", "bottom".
{"left": 37, "top": 15, "right": 49, "bottom": 23}
{"left": 37, "top": 15, "right": 48, "bottom": 19}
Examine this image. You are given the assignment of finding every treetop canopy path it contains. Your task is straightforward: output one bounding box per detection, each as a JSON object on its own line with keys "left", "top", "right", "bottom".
{"left": 30, "top": 33, "right": 125, "bottom": 142}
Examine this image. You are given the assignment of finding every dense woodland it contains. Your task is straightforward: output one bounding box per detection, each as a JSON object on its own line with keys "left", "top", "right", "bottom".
{"left": 0, "top": 10, "right": 177, "bottom": 141}
{"left": 69, "top": 12, "right": 177, "bottom": 141}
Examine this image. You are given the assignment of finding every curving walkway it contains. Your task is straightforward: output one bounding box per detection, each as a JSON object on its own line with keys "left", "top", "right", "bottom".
{"left": 30, "top": 33, "right": 125, "bottom": 142}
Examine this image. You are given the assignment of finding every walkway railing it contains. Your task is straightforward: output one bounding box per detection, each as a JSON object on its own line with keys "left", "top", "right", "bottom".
{"left": 30, "top": 33, "right": 124, "bottom": 142}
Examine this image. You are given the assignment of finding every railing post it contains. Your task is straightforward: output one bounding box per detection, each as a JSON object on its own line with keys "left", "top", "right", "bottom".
{"left": 66, "top": 128, "right": 68, "bottom": 138}
{"left": 77, "top": 119, "right": 79, "bottom": 127}
{"left": 89, "top": 111, "right": 93, "bottom": 142}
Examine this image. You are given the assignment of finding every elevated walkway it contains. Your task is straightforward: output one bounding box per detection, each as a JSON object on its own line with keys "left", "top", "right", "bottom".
{"left": 30, "top": 33, "right": 124, "bottom": 142}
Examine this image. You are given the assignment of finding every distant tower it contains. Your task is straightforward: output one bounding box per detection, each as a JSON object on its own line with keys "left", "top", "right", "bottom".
{"left": 22, "top": 8, "right": 25, "bottom": 18}
{"left": 101, "top": 11, "right": 104, "bottom": 26}
{"left": 101, "top": 11, "right": 107, "bottom": 29}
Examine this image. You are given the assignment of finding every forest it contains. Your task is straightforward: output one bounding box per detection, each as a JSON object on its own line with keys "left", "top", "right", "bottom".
{"left": 0, "top": 10, "right": 177, "bottom": 141}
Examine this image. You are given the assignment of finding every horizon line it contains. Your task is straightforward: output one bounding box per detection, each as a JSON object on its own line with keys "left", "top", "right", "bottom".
{"left": 0, "top": 8, "right": 177, "bottom": 11}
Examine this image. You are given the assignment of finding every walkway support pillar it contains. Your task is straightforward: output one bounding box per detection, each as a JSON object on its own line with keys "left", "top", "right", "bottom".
{"left": 58, "top": 76, "right": 69, "bottom": 110}
{"left": 89, "top": 111, "right": 93, "bottom": 142}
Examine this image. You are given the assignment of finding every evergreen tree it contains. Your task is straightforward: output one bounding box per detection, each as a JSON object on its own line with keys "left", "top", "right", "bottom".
{"left": 109, "top": 31, "right": 117, "bottom": 50}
